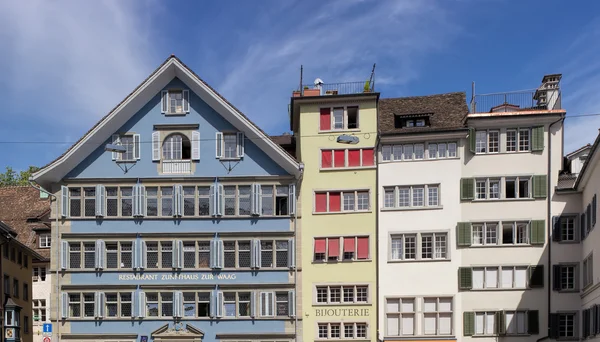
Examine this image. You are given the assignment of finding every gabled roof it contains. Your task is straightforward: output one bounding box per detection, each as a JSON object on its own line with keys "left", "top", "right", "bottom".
{"left": 32, "top": 55, "right": 300, "bottom": 187}
{"left": 566, "top": 143, "right": 592, "bottom": 159}
{"left": 575, "top": 131, "right": 600, "bottom": 190}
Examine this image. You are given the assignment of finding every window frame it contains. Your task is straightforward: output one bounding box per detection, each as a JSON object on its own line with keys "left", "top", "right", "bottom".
{"left": 583, "top": 253, "right": 594, "bottom": 289}
{"left": 319, "top": 105, "right": 360, "bottom": 132}
{"left": 472, "top": 265, "right": 529, "bottom": 290}
{"left": 316, "top": 322, "right": 369, "bottom": 340}
{"left": 314, "top": 190, "right": 371, "bottom": 214}
{"left": 389, "top": 232, "right": 450, "bottom": 262}
{"left": 471, "top": 221, "right": 531, "bottom": 246}
{"left": 314, "top": 284, "right": 369, "bottom": 305}
{"left": 313, "top": 236, "right": 370, "bottom": 262}
{"left": 38, "top": 233, "right": 51, "bottom": 248}
{"left": 382, "top": 185, "right": 441, "bottom": 210}
{"left": 385, "top": 297, "right": 453, "bottom": 337}
{"left": 320, "top": 148, "right": 375, "bottom": 170}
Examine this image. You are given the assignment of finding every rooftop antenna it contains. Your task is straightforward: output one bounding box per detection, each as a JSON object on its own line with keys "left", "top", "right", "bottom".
{"left": 300, "top": 65, "right": 303, "bottom": 96}
{"left": 368, "top": 63, "right": 376, "bottom": 91}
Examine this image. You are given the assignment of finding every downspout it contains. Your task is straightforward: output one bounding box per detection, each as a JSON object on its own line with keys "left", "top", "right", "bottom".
{"left": 294, "top": 166, "right": 303, "bottom": 342}
{"left": 28, "top": 180, "right": 60, "bottom": 342}
{"left": 375, "top": 106, "right": 381, "bottom": 342}
{"left": 537, "top": 115, "right": 565, "bottom": 342}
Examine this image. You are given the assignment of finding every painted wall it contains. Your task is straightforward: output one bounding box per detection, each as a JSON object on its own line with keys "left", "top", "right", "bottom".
{"left": 67, "top": 78, "right": 288, "bottom": 179}
{"left": 296, "top": 97, "right": 378, "bottom": 342}
{"left": 32, "top": 262, "right": 51, "bottom": 342}
{"left": 2, "top": 243, "right": 35, "bottom": 342}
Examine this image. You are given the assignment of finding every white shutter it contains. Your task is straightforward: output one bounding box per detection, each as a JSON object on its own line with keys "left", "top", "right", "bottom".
{"left": 176, "top": 240, "right": 183, "bottom": 269}
{"left": 132, "top": 185, "right": 139, "bottom": 217}
{"left": 216, "top": 239, "right": 224, "bottom": 269}
{"left": 94, "top": 292, "right": 100, "bottom": 317}
{"left": 209, "top": 185, "right": 216, "bottom": 217}
{"left": 209, "top": 239, "right": 217, "bottom": 269}
{"left": 60, "top": 292, "right": 69, "bottom": 318}
{"left": 183, "top": 90, "right": 190, "bottom": 113}
{"left": 141, "top": 241, "right": 147, "bottom": 269}
{"left": 139, "top": 185, "right": 146, "bottom": 217}
{"left": 288, "top": 184, "right": 296, "bottom": 215}
{"left": 100, "top": 240, "right": 106, "bottom": 269}
{"left": 61, "top": 241, "right": 69, "bottom": 269}
{"left": 191, "top": 131, "right": 200, "bottom": 161}
{"left": 138, "top": 292, "right": 146, "bottom": 318}
{"left": 95, "top": 185, "right": 105, "bottom": 217}
{"left": 99, "top": 292, "right": 106, "bottom": 318}
{"left": 210, "top": 291, "right": 216, "bottom": 317}
{"left": 237, "top": 132, "right": 245, "bottom": 158}
{"left": 288, "top": 238, "right": 295, "bottom": 269}
{"left": 161, "top": 90, "right": 168, "bottom": 113}
{"left": 251, "top": 239, "right": 261, "bottom": 269}
{"left": 94, "top": 240, "right": 102, "bottom": 269}
{"left": 132, "top": 240, "right": 139, "bottom": 269}
{"left": 171, "top": 239, "right": 178, "bottom": 269}
{"left": 288, "top": 290, "right": 296, "bottom": 317}
{"left": 174, "top": 291, "right": 183, "bottom": 318}
{"left": 61, "top": 185, "right": 69, "bottom": 218}
{"left": 250, "top": 292, "right": 257, "bottom": 318}
{"left": 215, "top": 132, "right": 223, "bottom": 158}
{"left": 217, "top": 184, "right": 224, "bottom": 216}
{"left": 111, "top": 134, "right": 120, "bottom": 160}
{"left": 251, "top": 183, "right": 262, "bottom": 216}
{"left": 216, "top": 291, "right": 224, "bottom": 318}
{"left": 152, "top": 131, "right": 160, "bottom": 161}
{"left": 133, "top": 134, "right": 141, "bottom": 160}
{"left": 173, "top": 185, "right": 183, "bottom": 217}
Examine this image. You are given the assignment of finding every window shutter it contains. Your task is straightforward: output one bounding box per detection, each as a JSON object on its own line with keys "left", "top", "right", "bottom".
{"left": 173, "top": 185, "right": 183, "bottom": 217}
{"left": 132, "top": 185, "right": 139, "bottom": 217}
{"left": 191, "top": 131, "right": 200, "bottom": 161}
{"left": 528, "top": 310, "right": 539, "bottom": 334}
{"left": 288, "top": 290, "right": 295, "bottom": 317}
{"left": 111, "top": 134, "right": 120, "bottom": 160}
{"left": 531, "top": 126, "right": 545, "bottom": 151}
{"left": 460, "top": 178, "right": 474, "bottom": 200}
{"left": 549, "top": 313, "right": 559, "bottom": 338}
{"left": 210, "top": 239, "right": 221, "bottom": 269}
{"left": 468, "top": 128, "right": 476, "bottom": 153}
{"left": 593, "top": 195, "right": 598, "bottom": 227}
{"left": 237, "top": 132, "right": 245, "bottom": 158}
{"left": 552, "top": 265, "right": 561, "bottom": 291}
{"left": 209, "top": 184, "right": 215, "bottom": 217}
{"left": 463, "top": 311, "right": 475, "bottom": 336}
{"left": 251, "top": 239, "right": 261, "bottom": 269}
{"left": 215, "top": 132, "right": 224, "bottom": 158}
{"left": 582, "top": 213, "right": 587, "bottom": 240}
{"left": 530, "top": 220, "right": 546, "bottom": 245}
{"left": 288, "top": 184, "right": 296, "bottom": 215}
{"left": 161, "top": 90, "right": 168, "bottom": 113}
{"left": 139, "top": 185, "right": 146, "bottom": 217}
{"left": 587, "top": 204, "right": 592, "bottom": 232}
{"left": 552, "top": 216, "right": 561, "bottom": 242}
{"left": 529, "top": 265, "right": 544, "bottom": 288}
{"left": 99, "top": 240, "right": 106, "bottom": 269}
{"left": 99, "top": 292, "right": 106, "bottom": 318}
{"left": 216, "top": 239, "right": 224, "bottom": 269}
{"left": 532, "top": 175, "right": 547, "bottom": 198}
{"left": 94, "top": 292, "right": 100, "bottom": 318}
{"left": 320, "top": 108, "right": 331, "bottom": 131}
{"left": 458, "top": 267, "right": 472, "bottom": 290}
{"left": 251, "top": 183, "right": 262, "bottom": 216}
{"left": 141, "top": 241, "right": 147, "bottom": 269}
{"left": 138, "top": 292, "right": 146, "bottom": 318}
{"left": 176, "top": 291, "right": 184, "bottom": 318}
{"left": 288, "top": 238, "right": 295, "bottom": 269}
{"left": 177, "top": 240, "right": 184, "bottom": 269}
{"left": 217, "top": 184, "right": 224, "bottom": 216}
{"left": 457, "top": 222, "right": 472, "bottom": 246}
{"left": 183, "top": 90, "right": 190, "bottom": 113}
{"left": 61, "top": 185, "right": 69, "bottom": 218}
{"left": 94, "top": 240, "right": 102, "bottom": 269}
{"left": 250, "top": 292, "right": 257, "bottom": 318}
{"left": 133, "top": 134, "right": 141, "bottom": 160}
{"left": 209, "top": 290, "right": 216, "bottom": 318}
{"left": 152, "top": 131, "right": 160, "bottom": 161}
{"left": 495, "top": 311, "right": 506, "bottom": 335}
{"left": 95, "top": 184, "right": 106, "bottom": 217}
{"left": 60, "top": 241, "right": 69, "bottom": 269}
{"left": 60, "top": 292, "right": 69, "bottom": 318}
{"left": 132, "top": 240, "right": 139, "bottom": 270}
{"left": 216, "top": 291, "right": 224, "bottom": 318}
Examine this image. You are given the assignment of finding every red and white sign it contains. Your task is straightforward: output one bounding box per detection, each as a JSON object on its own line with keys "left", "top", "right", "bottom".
{"left": 43, "top": 336, "right": 51, "bottom": 342}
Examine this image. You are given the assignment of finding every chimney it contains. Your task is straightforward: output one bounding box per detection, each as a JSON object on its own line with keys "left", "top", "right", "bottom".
{"left": 533, "top": 74, "right": 562, "bottom": 110}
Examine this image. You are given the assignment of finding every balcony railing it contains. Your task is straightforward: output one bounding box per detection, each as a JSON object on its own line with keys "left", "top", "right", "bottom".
{"left": 162, "top": 160, "right": 192, "bottom": 174}
{"left": 470, "top": 89, "right": 562, "bottom": 113}
{"left": 295, "top": 81, "right": 374, "bottom": 97}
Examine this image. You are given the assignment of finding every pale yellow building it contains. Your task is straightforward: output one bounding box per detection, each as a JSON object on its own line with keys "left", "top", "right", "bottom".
{"left": 290, "top": 82, "right": 379, "bottom": 341}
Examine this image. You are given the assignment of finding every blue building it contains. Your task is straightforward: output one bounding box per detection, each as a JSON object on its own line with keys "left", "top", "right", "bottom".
{"left": 31, "top": 56, "right": 302, "bottom": 342}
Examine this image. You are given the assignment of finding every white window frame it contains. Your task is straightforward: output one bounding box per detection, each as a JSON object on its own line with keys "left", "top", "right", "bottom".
{"left": 518, "top": 128, "right": 531, "bottom": 152}
{"left": 317, "top": 322, "right": 368, "bottom": 340}
{"left": 474, "top": 311, "right": 496, "bottom": 336}
{"left": 385, "top": 297, "right": 416, "bottom": 336}
{"left": 320, "top": 105, "right": 360, "bottom": 131}
{"left": 39, "top": 234, "right": 51, "bottom": 248}
{"left": 422, "top": 297, "right": 453, "bottom": 336}
{"left": 383, "top": 185, "right": 440, "bottom": 209}
{"left": 583, "top": 253, "right": 593, "bottom": 289}
{"left": 314, "top": 285, "right": 369, "bottom": 305}
{"left": 472, "top": 266, "right": 528, "bottom": 290}
{"left": 472, "top": 221, "right": 530, "bottom": 246}
{"left": 162, "top": 134, "right": 183, "bottom": 161}
{"left": 559, "top": 216, "right": 577, "bottom": 242}
{"left": 558, "top": 313, "right": 576, "bottom": 338}
{"left": 505, "top": 311, "right": 528, "bottom": 335}
{"left": 389, "top": 232, "right": 449, "bottom": 261}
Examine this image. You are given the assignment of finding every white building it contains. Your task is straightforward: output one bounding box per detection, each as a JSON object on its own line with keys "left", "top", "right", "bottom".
{"left": 377, "top": 75, "right": 567, "bottom": 342}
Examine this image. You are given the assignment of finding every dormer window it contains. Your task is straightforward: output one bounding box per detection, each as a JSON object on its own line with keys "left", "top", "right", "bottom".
{"left": 394, "top": 115, "right": 431, "bottom": 129}
{"left": 161, "top": 89, "right": 190, "bottom": 115}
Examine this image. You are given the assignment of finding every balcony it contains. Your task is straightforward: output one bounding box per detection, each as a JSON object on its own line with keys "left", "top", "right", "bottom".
{"left": 293, "top": 81, "right": 374, "bottom": 97}
{"left": 162, "top": 160, "right": 192, "bottom": 174}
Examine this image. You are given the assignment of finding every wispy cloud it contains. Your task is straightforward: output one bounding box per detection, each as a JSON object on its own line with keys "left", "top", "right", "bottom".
{"left": 213, "top": 0, "right": 462, "bottom": 133}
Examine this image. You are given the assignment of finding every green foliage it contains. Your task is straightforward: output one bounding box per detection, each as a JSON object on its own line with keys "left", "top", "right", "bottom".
{"left": 0, "top": 166, "right": 40, "bottom": 186}
{"left": 363, "top": 80, "right": 370, "bottom": 92}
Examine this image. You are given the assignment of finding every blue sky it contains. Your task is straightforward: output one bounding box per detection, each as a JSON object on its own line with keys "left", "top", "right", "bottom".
{"left": 0, "top": 0, "right": 599, "bottom": 172}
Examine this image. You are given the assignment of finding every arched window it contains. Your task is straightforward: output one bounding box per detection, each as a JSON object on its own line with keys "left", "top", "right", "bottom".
{"left": 162, "top": 134, "right": 191, "bottom": 160}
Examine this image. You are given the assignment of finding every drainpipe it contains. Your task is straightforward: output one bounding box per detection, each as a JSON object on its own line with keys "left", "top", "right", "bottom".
{"left": 293, "top": 165, "right": 303, "bottom": 342}
{"left": 28, "top": 180, "right": 60, "bottom": 342}
{"left": 375, "top": 106, "right": 381, "bottom": 342}
{"left": 537, "top": 115, "right": 565, "bottom": 342}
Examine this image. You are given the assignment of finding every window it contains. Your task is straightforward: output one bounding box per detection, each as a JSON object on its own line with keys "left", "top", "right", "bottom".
{"left": 505, "top": 311, "right": 527, "bottom": 335}
{"left": 183, "top": 187, "right": 196, "bottom": 216}
{"left": 23, "top": 283, "right": 28, "bottom": 301}
{"left": 260, "top": 292, "right": 274, "bottom": 317}
{"left": 472, "top": 266, "right": 527, "bottom": 289}
{"left": 161, "top": 292, "right": 173, "bottom": 317}
{"left": 386, "top": 298, "right": 415, "bottom": 336}
{"left": 390, "top": 234, "right": 417, "bottom": 260}
{"left": 33, "top": 299, "right": 47, "bottom": 322}
{"left": 475, "top": 312, "right": 496, "bottom": 335}
{"left": 382, "top": 142, "right": 457, "bottom": 162}
{"left": 84, "top": 242, "right": 95, "bottom": 268}
{"left": 106, "top": 293, "right": 118, "bottom": 317}
{"left": 146, "top": 187, "right": 158, "bottom": 216}
{"left": 120, "top": 187, "right": 133, "bottom": 216}
{"left": 321, "top": 148, "right": 374, "bottom": 169}
{"left": 120, "top": 242, "right": 133, "bottom": 268}
{"left": 39, "top": 234, "right": 51, "bottom": 248}
{"left": 317, "top": 322, "right": 368, "bottom": 339}
{"left": 13, "top": 279, "right": 18, "bottom": 298}
{"left": 519, "top": 128, "right": 531, "bottom": 151}
{"left": 556, "top": 265, "right": 576, "bottom": 291}
{"left": 238, "top": 292, "right": 251, "bottom": 317}
{"left": 583, "top": 254, "right": 593, "bottom": 289}
{"left": 501, "top": 222, "right": 529, "bottom": 245}
{"left": 421, "top": 233, "right": 447, "bottom": 260}
{"left": 161, "top": 89, "right": 189, "bottom": 115}
{"left": 106, "top": 187, "right": 118, "bottom": 216}
{"left": 168, "top": 90, "right": 184, "bottom": 114}
{"left": 315, "top": 285, "right": 368, "bottom": 304}
{"left": 83, "top": 292, "right": 95, "bottom": 317}
{"left": 422, "top": 297, "right": 452, "bottom": 335}
{"left": 69, "top": 293, "right": 81, "bottom": 317}
{"left": 81, "top": 187, "right": 95, "bottom": 217}
{"left": 313, "top": 236, "right": 369, "bottom": 262}
{"left": 146, "top": 293, "right": 158, "bottom": 317}
{"left": 475, "top": 131, "right": 487, "bottom": 153}
{"left": 33, "top": 267, "right": 47, "bottom": 282}
{"left": 118, "top": 135, "right": 135, "bottom": 161}
{"left": 319, "top": 106, "right": 359, "bottom": 131}
{"left": 69, "top": 242, "right": 81, "bottom": 269}
{"left": 69, "top": 188, "right": 81, "bottom": 217}
{"left": 390, "top": 233, "right": 448, "bottom": 261}
{"left": 558, "top": 313, "right": 575, "bottom": 338}
{"left": 315, "top": 190, "right": 370, "bottom": 213}
{"left": 197, "top": 292, "right": 210, "bottom": 317}
{"left": 506, "top": 130, "right": 517, "bottom": 152}
{"left": 3, "top": 275, "right": 8, "bottom": 295}
{"left": 24, "top": 316, "right": 29, "bottom": 334}
{"left": 505, "top": 177, "right": 530, "bottom": 199}
{"left": 106, "top": 243, "right": 118, "bottom": 268}
{"left": 275, "top": 292, "right": 289, "bottom": 316}
{"left": 488, "top": 130, "right": 499, "bottom": 153}
{"left": 162, "top": 134, "right": 191, "bottom": 160}
{"left": 383, "top": 185, "right": 440, "bottom": 209}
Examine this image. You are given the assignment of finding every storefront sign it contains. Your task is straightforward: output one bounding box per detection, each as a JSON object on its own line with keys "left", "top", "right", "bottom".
{"left": 118, "top": 273, "right": 237, "bottom": 281}
{"left": 315, "top": 308, "right": 370, "bottom": 317}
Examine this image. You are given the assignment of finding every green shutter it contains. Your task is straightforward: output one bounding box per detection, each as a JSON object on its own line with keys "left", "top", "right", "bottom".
{"left": 528, "top": 310, "right": 540, "bottom": 334}
{"left": 468, "top": 128, "right": 476, "bottom": 153}
{"left": 464, "top": 311, "right": 475, "bottom": 336}
{"left": 529, "top": 265, "right": 544, "bottom": 288}
{"left": 496, "top": 311, "right": 506, "bottom": 335}
{"left": 458, "top": 267, "right": 473, "bottom": 290}
{"left": 532, "top": 175, "right": 547, "bottom": 198}
{"left": 530, "top": 220, "right": 546, "bottom": 245}
{"left": 460, "top": 178, "right": 475, "bottom": 201}
{"left": 457, "top": 222, "right": 472, "bottom": 246}
{"left": 532, "top": 126, "right": 545, "bottom": 151}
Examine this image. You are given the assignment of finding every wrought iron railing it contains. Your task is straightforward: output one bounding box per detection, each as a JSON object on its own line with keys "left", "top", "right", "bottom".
{"left": 470, "top": 89, "right": 562, "bottom": 113}
{"left": 296, "top": 81, "right": 374, "bottom": 96}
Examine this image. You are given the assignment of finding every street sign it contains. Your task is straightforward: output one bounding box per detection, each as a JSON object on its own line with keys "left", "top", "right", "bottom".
{"left": 42, "top": 323, "right": 52, "bottom": 335}
{"left": 43, "top": 336, "right": 51, "bottom": 342}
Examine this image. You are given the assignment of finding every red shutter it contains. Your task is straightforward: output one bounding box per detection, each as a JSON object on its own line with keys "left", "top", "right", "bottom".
{"left": 329, "top": 192, "right": 341, "bottom": 212}
{"left": 328, "top": 238, "right": 340, "bottom": 258}
{"left": 314, "top": 238, "right": 326, "bottom": 254}
{"left": 348, "top": 149, "right": 361, "bottom": 167}
{"left": 357, "top": 237, "right": 369, "bottom": 259}
{"left": 320, "top": 108, "right": 331, "bottom": 131}
{"left": 315, "top": 193, "right": 327, "bottom": 212}
{"left": 343, "top": 238, "right": 355, "bottom": 252}
{"left": 362, "top": 149, "right": 374, "bottom": 166}
{"left": 334, "top": 150, "right": 345, "bottom": 168}
{"left": 321, "top": 150, "right": 333, "bottom": 168}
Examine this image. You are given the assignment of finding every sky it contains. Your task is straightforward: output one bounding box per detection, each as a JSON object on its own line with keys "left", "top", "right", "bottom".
{"left": 0, "top": 0, "right": 599, "bottom": 172}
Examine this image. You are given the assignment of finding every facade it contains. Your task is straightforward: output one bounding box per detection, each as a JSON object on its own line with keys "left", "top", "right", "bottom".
{"left": 31, "top": 56, "right": 302, "bottom": 342}
{"left": 377, "top": 75, "right": 566, "bottom": 342}
{"left": 289, "top": 82, "right": 379, "bottom": 341}
{"left": 0, "top": 186, "right": 51, "bottom": 342}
